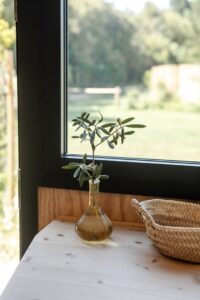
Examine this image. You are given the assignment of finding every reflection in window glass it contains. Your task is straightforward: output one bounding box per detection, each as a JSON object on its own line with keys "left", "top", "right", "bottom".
{"left": 0, "top": 0, "right": 19, "bottom": 294}
{"left": 67, "top": 0, "right": 200, "bottom": 162}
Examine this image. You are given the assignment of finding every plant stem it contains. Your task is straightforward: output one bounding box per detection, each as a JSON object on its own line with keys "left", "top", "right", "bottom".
{"left": 92, "top": 148, "right": 95, "bottom": 165}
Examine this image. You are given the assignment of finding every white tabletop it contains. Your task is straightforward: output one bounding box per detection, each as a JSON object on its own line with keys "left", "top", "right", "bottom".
{"left": 1, "top": 220, "right": 200, "bottom": 300}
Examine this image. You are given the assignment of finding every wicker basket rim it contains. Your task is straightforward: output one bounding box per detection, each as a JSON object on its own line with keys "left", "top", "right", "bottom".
{"left": 136, "top": 199, "right": 200, "bottom": 232}
{"left": 141, "top": 198, "right": 200, "bottom": 208}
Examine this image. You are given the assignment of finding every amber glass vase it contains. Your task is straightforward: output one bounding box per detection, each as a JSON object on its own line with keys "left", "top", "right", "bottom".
{"left": 75, "top": 179, "right": 112, "bottom": 241}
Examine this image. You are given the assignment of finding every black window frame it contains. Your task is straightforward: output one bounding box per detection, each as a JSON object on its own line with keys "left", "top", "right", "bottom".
{"left": 17, "top": 0, "right": 200, "bottom": 256}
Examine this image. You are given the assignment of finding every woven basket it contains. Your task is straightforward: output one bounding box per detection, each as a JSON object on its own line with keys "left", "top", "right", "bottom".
{"left": 131, "top": 199, "right": 200, "bottom": 263}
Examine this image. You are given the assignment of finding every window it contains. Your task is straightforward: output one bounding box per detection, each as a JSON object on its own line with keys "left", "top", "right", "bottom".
{"left": 17, "top": 0, "right": 200, "bottom": 255}
{"left": 62, "top": 0, "right": 200, "bottom": 199}
{"left": 67, "top": 0, "right": 200, "bottom": 163}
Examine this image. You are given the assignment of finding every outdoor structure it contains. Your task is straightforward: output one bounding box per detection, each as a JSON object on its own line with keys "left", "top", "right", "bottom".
{"left": 68, "top": 86, "right": 121, "bottom": 108}
{"left": 150, "top": 64, "right": 200, "bottom": 103}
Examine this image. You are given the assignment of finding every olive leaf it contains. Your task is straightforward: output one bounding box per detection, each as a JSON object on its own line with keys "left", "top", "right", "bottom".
{"left": 108, "top": 141, "right": 114, "bottom": 149}
{"left": 126, "top": 124, "right": 146, "bottom": 128}
{"left": 73, "top": 167, "right": 81, "bottom": 179}
{"left": 101, "top": 122, "right": 115, "bottom": 128}
{"left": 121, "top": 117, "right": 135, "bottom": 124}
{"left": 97, "top": 111, "right": 103, "bottom": 123}
{"left": 62, "top": 162, "right": 80, "bottom": 170}
{"left": 90, "top": 131, "right": 96, "bottom": 144}
{"left": 124, "top": 130, "right": 135, "bottom": 135}
{"left": 121, "top": 127, "right": 125, "bottom": 144}
{"left": 99, "top": 127, "right": 109, "bottom": 135}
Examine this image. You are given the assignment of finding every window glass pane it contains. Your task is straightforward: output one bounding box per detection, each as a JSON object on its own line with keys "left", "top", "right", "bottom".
{"left": 0, "top": 0, "right": 19, "bottom": 294}
{"left": 67, "top": 0, "right": 200, "bottom": 162}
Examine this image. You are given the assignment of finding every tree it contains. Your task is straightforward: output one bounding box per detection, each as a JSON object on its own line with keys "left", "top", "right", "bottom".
{"left": 0, "top": 0, "right": 15, "bottom": 56}
{"left": 68, "top": 0, "right": 137, "bottom": 87}
{"left": 1, "top": 0, "right": 14, "bottom": 26}
{"left": 0, "top": 0, "right": 16, "bottom": 210}
{"left": 170, "top": 0, "right": 191, "bottom": 14}
{"left": 68, "top": 0, "right": 200, "bottom": 87}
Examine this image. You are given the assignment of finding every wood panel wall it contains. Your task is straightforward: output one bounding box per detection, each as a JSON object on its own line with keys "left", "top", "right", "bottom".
{"left": 38, "top": 187, "right": 155, "bottom": 231}
{"left": 38, "top": 187, "right": 197, "bottom": 232}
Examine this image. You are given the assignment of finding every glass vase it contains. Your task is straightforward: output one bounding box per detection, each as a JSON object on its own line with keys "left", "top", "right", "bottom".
{"left": 75, "top": 179, "right": 112, "bottom": 241}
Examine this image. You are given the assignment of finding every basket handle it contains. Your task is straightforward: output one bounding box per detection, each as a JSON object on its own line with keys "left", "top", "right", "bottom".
{"left": 131, "top": 199, "right": 153, "bottom": 224}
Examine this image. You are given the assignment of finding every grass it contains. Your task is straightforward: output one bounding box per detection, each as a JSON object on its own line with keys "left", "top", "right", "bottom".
{"left": 68, "top": 95, "right": 200, "bottom": 162}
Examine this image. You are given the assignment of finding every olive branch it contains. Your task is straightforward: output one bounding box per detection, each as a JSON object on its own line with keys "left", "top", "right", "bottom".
{"left": 62, "top": 112, "right": 145, "bottom": 187}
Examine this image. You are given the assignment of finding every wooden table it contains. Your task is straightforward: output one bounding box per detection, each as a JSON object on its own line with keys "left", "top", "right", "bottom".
{"left": 1, "top": 219, "right": 200, "bottom": 300}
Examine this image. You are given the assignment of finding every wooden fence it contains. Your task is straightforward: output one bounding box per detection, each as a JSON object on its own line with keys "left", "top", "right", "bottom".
{"left": 150, "top": 64, "right": 200, "bottom": 103}
{"left": 69, "top": 86, "right": 121, "bottom": 108}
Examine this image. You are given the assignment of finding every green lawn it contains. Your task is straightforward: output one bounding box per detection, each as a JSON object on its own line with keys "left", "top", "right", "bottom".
{"left": 68, "top": 96, "right": 200, "bottom": 162}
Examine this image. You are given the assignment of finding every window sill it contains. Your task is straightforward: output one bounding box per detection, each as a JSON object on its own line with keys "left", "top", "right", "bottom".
{"left": 2, "top": 219, "right": 200, "bottom": 299}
